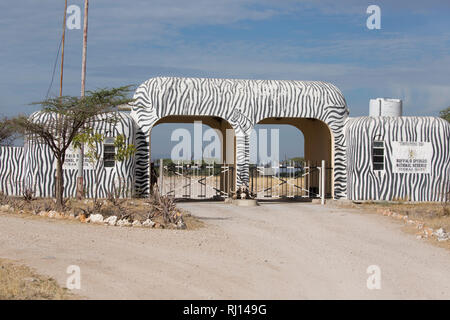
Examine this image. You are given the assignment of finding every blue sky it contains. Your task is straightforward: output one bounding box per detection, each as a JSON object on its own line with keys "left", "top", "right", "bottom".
{"left": 1, "top": 0, "right": 449, "bottom": 158}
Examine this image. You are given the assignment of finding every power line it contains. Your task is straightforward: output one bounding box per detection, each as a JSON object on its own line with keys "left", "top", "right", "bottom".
{"left": 46, "top": 35, "right": 63, "bottom": 99}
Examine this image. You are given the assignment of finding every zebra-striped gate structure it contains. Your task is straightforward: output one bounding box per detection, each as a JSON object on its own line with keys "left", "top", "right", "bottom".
{"left": 131, "top": 77, "right": 348, "bottom": 199}
{"left": 1, "top": 76, "right": 449, "bottom": 202}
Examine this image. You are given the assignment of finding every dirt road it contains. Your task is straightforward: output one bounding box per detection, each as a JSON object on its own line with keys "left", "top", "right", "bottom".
{"left": 1, "top": 202, "right": 449, "bottom": 299}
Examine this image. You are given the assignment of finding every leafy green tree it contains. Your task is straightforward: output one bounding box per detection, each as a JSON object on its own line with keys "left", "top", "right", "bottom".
{"left": 74, "top": 129, "right": 136, "bottom": 200}
{"left": 113, "top": 134, "right": 136, "bottom": 198}
{"left": 73, "top": 128, "right": 105, "bottom": 202}
{"left": 114, "top": 134, "right": 136, "bottom": 162}
{"left": 289, "top": 157, "right": 305, "bottom": 163}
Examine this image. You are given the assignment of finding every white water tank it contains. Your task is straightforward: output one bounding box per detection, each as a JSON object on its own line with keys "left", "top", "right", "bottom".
{"left": 369, "top": 98, "right": 402, "bottom": 117}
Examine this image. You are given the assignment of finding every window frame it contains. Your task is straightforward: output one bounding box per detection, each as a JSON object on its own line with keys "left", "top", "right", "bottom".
{"left": 103, "top": 137, "right": 116, "bottom": 168}
{"left": 372, "top": 139, "right": 385, "bottom": 171}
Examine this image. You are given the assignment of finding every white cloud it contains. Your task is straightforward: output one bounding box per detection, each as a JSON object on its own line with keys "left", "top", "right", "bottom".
{"left": 0, "top": 0, "right": 449, "bottom": 118}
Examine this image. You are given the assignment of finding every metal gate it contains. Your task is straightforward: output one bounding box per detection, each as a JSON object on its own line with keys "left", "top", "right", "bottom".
{"left": 249, "top": 161, "right": 333, "bottom": 199}
{"left": 154, "top": 161, "right": 235, "bottom": 199}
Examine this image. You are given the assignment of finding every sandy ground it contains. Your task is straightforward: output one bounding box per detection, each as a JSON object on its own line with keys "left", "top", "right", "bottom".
{"left": 0, "top": 202, "right": 449, "bottom": 299}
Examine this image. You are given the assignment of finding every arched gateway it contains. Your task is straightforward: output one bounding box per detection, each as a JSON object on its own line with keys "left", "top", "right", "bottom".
{"left": 131, "top": 77, "right": 349, "bottom": 199}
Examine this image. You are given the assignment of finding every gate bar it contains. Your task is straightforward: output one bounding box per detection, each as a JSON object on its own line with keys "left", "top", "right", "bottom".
{"left": 321, "top": 160, "right": 326, "bottom": 205}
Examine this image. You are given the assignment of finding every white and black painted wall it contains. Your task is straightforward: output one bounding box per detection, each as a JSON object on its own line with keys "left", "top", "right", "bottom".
{"left": 0, "top": 111, "right": 136, "bottom": 199}
{"left": 0, "top": 146, "right": 24, "bottom": 196}
{"left": 345, "top": 116, "right": 450, "bottom": 202}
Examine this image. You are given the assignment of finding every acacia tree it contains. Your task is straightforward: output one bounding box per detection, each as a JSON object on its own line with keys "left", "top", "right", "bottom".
{"left": 440, "top": 107, "right": 450, "bottom": 123}
{"left": 11, "top": 86, "right": 133, "bottom": 209}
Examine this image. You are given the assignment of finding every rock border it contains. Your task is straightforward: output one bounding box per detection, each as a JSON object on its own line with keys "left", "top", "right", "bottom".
{"left": 0, "top": 204, "right": 187, "bottom": 230}
{"left": 377, "top": 208, "right": 449, "bottom": 242}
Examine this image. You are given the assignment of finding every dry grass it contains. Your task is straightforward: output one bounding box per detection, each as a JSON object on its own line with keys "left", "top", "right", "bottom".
{"left": 357, "top": 202, "right": 450, "bottom": 230}
{"left": 183, "top": 212, "right": 205, "bottom": 230}
{"left": 0, "top": 258, "right": 77, "bottom": 300}
{"left": 334, "top": 200, "right": 450, "bottom": 249}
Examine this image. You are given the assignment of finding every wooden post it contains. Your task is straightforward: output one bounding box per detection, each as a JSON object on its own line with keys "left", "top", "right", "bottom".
{"left": 55, "top": 1, "right": 67, "bottom": 200}
{"left": 77, "top": 0, "right": 89, "bottom": 199}
{"left": 80, "top": 0, "right": 89, "bottom": 97}
{"left": 159, "top": 158, "right": 163, "bottom": 194}
{"left": 59, "top": 0, "right": 67, "bottom": 97}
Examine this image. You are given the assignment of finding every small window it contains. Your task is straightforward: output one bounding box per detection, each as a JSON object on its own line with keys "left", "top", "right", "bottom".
{"left": 373, "top": 140, "right": 384, "bottom": 171}
{"left": 104, "top": 138, "right": 115, "bottom": 168}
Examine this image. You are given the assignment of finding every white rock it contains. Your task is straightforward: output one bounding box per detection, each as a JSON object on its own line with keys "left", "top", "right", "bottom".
{"left": 433, "top": 228, "right": 449, "bottom": 242}
{"left": 104, "top": 216, "right": 117, "bottom": 226}
{"left": 0, "top": 204, "right": 10, "bottom": 211}
{"left": 48, "top": 211, "right": 58, "bottom": 218}
{"left": 177, "top": 220, "right": 187, "bottom": 230}
{"left": 132, "top": 220, "right": 142, "bottom": 227}
{"left": 142, "top": 219, "right": 155, "bottom": 227}
{"left": 39, "top": 211, "right": 48, "bottom": 217}
{"left": 89, "top": 214, "right": 104, "bottom": 224}
{"left": 117, "top": 219, "right": 132, "bottom": 227}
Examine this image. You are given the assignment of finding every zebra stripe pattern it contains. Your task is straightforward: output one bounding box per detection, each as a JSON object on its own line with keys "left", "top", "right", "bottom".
{"left": 18, "top": 111, "right": 136, "bottom": 198}
{"left": 345, "top": 116, "right": 450, "bottom": 201}
{"left": 0, "top": 146, "right": 24, "bottom": 196}
{"left": 131, "top": 77, "right": 349, "bottom": 198}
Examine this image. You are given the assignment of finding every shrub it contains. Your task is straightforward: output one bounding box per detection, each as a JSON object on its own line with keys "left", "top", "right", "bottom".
{"left": 147, "top": 187, "right": 183, "bottom": 225}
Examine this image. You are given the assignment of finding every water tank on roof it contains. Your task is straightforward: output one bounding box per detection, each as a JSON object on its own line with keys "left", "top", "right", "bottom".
{"left": 369, "top": 98, "right": 402, "bottom": 117}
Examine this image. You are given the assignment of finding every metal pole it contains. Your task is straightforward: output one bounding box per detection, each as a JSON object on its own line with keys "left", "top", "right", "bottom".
{"left": 60, "top": 0, "right": 67, "bottom": 97}
{"left": 77, "top": 0, "right": 89, "bottom": 199}
{"left": 321, "top": 160, "right": 326, "bottom": 205}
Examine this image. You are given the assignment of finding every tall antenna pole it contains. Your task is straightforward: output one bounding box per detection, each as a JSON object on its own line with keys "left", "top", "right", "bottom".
{"left": 55, "top": 0, "right": 68, "bottom": 198}
{"left": 59, "top": 0, "right": 67, "bottom": 97}
{"left": 80, "top": 0, "right": 89, "bottom": 98}
{"left": 77, "top": 0, "right": 89, "bottom": 199}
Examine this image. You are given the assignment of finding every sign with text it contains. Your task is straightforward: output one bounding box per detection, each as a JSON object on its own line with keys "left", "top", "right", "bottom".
{"left": 60, "top": 145, "right": 94, "bottom": 170}
{"left": 391, "top": 141, "right": 432, "bottom": 174}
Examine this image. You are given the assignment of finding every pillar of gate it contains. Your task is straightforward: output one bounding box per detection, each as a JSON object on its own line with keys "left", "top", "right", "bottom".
{"left": 302, "top": 121, "right": 332, "bottom": 197}
{"left": 234, "top": 132, "right": 250, "bottom": 194}
{"left": 219, "top": 120, "right": 236, "bottom": 197}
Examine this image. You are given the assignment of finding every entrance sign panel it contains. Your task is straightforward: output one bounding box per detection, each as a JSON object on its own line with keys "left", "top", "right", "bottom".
{"left": 391, "top": 141, "right": 432, "bottom": 174}
{"left": 60, "top": 145, "right": 94, "bottom": 170}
